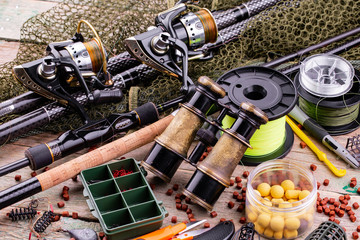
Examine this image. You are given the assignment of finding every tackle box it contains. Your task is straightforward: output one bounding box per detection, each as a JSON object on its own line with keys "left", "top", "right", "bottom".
{"left": 80, "top": 158, "right": 168, "bottom": 240}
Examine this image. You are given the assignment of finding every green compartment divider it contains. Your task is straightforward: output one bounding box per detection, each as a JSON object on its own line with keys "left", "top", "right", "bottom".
{"left": 82, "top": 165, "right": 113, "bottom": 184}
{"left": 122, "top": 186, "right": 154, "bottom": 207}
{"left": 102, "top": 208, "right": 135, "bottom": 229}
{"left": 95, "top": 194, "right": 127, "bottom": 214}
{"left": 81, "top": 158, "right": 167, "bottom": 240}
{"left": 130, "top": 201, "right": 162, "bottom": 222}
{"left": 115, "top": 172, "right": 146, "bottom": 191}
{"left": 88, "top": 179, "right": 119, "bottom": 199}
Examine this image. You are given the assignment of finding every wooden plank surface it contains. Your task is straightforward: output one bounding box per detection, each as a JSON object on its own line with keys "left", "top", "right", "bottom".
{"left": 0, "top": 1, "right": 360, "bottom": 239}
{"left": 0, "top": 127, "right": 360, "bottom": 239}
{"left": 0, "top": 40, "right": 20, "bottom": 64}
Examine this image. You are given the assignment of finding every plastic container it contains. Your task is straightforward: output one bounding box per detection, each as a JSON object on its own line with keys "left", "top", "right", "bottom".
{"left": 299, "top": 54, "right": 354, "bottom": 98}
{"left": 245, "top": 159, "right": 317, "bottom": 239}
{"left": 80, "top": 158, "right": 168, "bottom": 240}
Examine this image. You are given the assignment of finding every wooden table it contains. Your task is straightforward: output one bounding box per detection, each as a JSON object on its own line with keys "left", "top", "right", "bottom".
{"left": 0, "top": 1, "right": 360, "bottom": 240}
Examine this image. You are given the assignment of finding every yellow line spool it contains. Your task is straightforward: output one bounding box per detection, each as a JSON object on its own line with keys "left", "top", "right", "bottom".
{"left": 222, "top": 115, "right": 293, "bottom": 165}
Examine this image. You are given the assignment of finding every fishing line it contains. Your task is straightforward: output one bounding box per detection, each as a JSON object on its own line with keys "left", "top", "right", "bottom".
{"left": 298, "top": 96, "right": 359, "bottom": 127}
{"left": 216, "top": 66, "right": 296, "bottom": 165}
{"left": 221, "top": 115, "right": 292, "bottom": 165}
{"left": 295, "top": 54, "right": 360, "bottom": 135}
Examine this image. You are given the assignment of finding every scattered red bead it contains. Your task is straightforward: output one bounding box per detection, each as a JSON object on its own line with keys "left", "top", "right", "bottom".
{"left": 57, "top": 201, "right": 65, "bottom": 208}
{"left": 62, "top": 211, "right": 69, "bottom": 217}
{"left": 242, "top": 171, "right": 249, "bottom": 178}
{"left": 235, "top": 176, "right": 242, "bottom": 183}
{"left": 237, "top": 204, "right": 244, "bottom": 212}
{"left": 166, "top": 189, "right": 173, "bottom": 196}
{"left": 173, "top": 184, "right": 179, "bottom": 191}
{"left": 112, "top": 168, "right": 133, "bottom": 178}
{"left": 210, "top": 211, "right": 217, "bottom": 218}
{"left": 171, "top": 216, "right": 177, "bottom": 223}
{"left": 62, "top": 193, "right": 70, "bottom": 201}
{"left": 14, "top": 175, "right": 21, "bottom": 181}
{"left": 233, "top": 191, "right": 239, "bottom": 199}
{"left": 181, "top": 204, "right": 188, "bottom": 211}
{"left": 323, "top": 179, "right": 330, "bottom": 186}
{"left": 310, "top": 164, "right": 317, "bottom": 171}
{"left": 72, "top": 212, "right": 78, "bottom": 219}
{"left": 300, "top": 141, "right": 307, "bottom": 148}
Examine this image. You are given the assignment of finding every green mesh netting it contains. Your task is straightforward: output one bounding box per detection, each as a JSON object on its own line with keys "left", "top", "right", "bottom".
{"left": 0, "top": 0, "right": 359, "bottom": 134}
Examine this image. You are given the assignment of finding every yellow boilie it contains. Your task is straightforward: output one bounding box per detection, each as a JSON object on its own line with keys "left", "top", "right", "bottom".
{"left": 299, "top": 190, "right": 310, "bottom": 200}
{"left": 257, "top": 183, "right": 271, "bottom": 197}
{"left": 257, "top": 213, "right": 271, "bottom": 228}
{"left": 270, "top": 215, "right": 285, "bottom": 232}
{"left": 281, "top": 180, "right": 295, "bottom": 192}
{"left": 248, "top": 177, "right": 314, "bottom": 239}
{"left": 271, "top": 185, "right": 285, "bottom": 198}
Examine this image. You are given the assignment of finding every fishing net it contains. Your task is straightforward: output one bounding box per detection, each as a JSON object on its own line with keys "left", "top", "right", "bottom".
{"left": 0, "top": 0, "right": 359, "bottom": 133}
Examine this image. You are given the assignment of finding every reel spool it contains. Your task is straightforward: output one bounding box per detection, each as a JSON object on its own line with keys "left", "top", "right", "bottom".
{"left": 13, "top": 20, "right": 111, "bottom": 123}
{"left": 295, "top": 54, "right": 360, "bottom": 135}
{"left": 216, "top": 66, "right": 297, "bottom": 165}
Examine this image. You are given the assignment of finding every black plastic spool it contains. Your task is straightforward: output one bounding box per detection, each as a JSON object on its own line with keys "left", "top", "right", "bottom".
{"left": 294, "top": 69, "right": 360, "bottom": 136}
{"left": 216, "top": 66, "right": 297, "bottom": 165}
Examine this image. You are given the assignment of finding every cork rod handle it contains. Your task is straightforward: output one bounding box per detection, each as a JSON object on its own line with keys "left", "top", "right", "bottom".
{"left": 37, "top": 115, "right": 174, "bottom": 190}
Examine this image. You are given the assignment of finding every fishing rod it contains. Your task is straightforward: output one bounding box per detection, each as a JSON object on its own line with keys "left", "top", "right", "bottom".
{"left": 1, "top": 25, "right": 358, "bottom": 177}
{"left": 0, "top": 96, "right": 185, "bottom": 177}
{"left": 0, "top": 0, "right": 281, "bottom": 119}
{"left": 211, "top": 0, "right": 280, "bottom": 30}
{"left": 0, "top": 64, "right": 157, "bottom": 146}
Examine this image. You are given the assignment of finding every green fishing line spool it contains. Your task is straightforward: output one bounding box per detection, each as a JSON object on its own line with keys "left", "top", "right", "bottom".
{"left": 295, "top": 54, "right": 360, "bottom": 135}
{"left": 217, "top": 66, "right": 297, "bottom": 165}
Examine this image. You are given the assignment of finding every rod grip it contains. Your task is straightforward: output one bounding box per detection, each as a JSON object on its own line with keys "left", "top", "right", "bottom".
{"left": 92, "top": 89, "right": 123, "bottom": 104}
{"left": 303, "top": 118, "right": 329, "bottom": 141}
{"left": 36, "top": 115, "right": 174, "bottom": 191}
{"left": 134, "top": 102, "right": 159, "bottom": 126}
{"left": 107, "top": 51, "right": 140, "bottom": 76}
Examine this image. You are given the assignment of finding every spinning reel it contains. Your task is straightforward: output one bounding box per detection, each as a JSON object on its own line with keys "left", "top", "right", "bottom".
{"left": 13, "top": 20, "right": 114, "bottom": 123}
{"left": 125, "top": 2, "right": 218, "bottom": 93}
